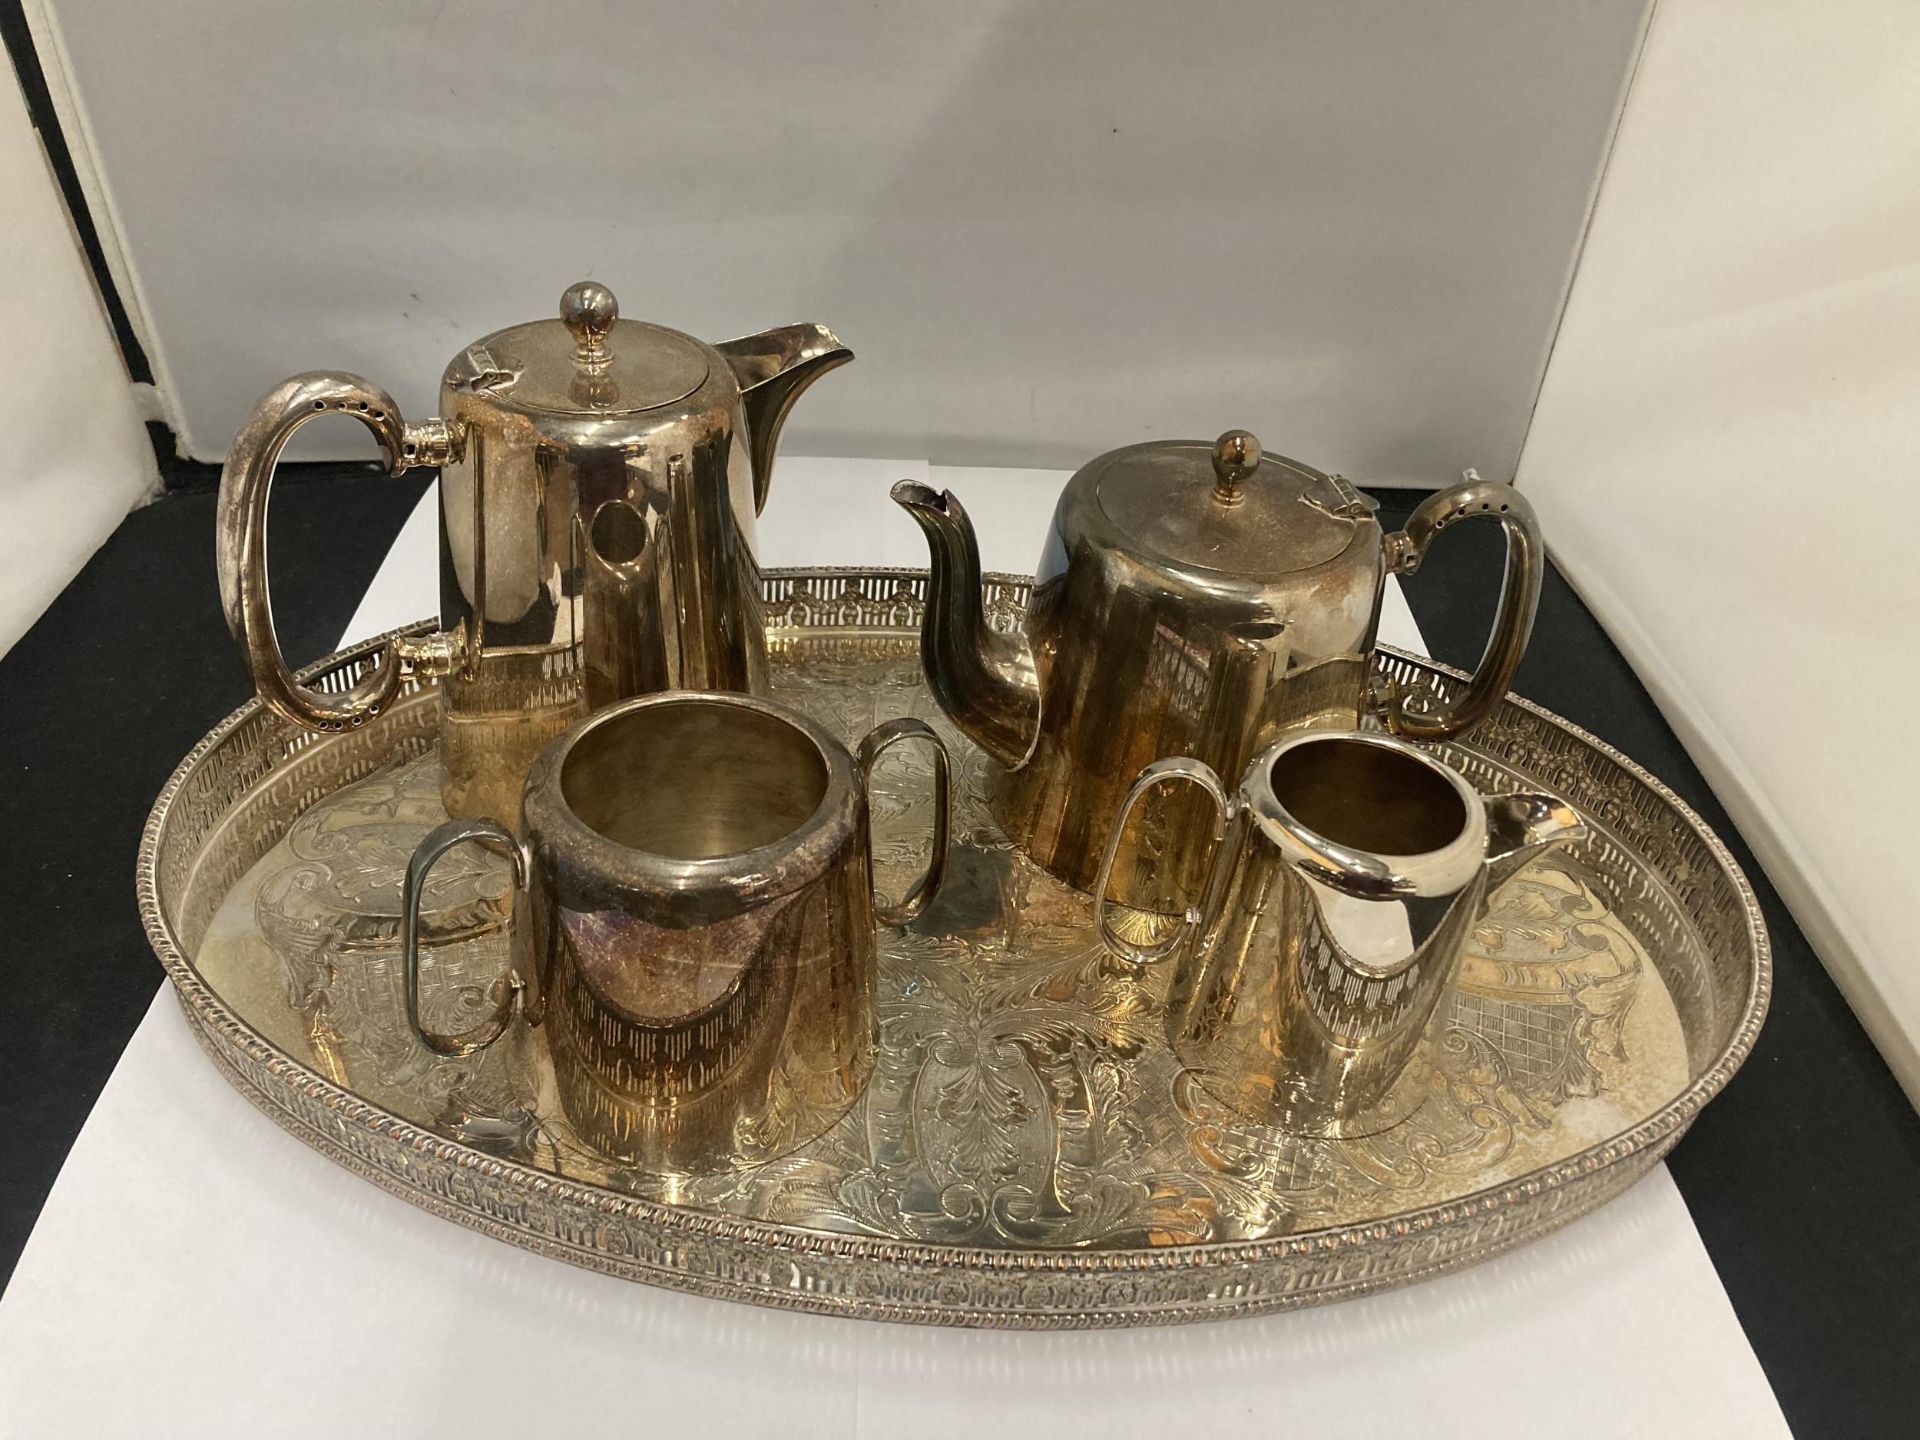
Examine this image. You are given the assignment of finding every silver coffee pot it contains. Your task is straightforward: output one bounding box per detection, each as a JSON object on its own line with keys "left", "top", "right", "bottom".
{"left": 218, "top": 280, "right": 851, "bottom": 818}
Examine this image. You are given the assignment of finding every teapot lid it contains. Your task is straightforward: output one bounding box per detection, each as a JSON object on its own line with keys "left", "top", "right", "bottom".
{"left": 444, "top": 281, "right": 713, "bottom": 417}
{"left": 1088, "top": 430, "right": 1373, "bottom": 578}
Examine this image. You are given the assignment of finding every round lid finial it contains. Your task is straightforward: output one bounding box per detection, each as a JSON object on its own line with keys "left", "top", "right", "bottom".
{"left": 559, "top": 280, "right": 619, "bottom": 365}
{"left": 1211, "top": 429, "right": 1262, "bottom": 505}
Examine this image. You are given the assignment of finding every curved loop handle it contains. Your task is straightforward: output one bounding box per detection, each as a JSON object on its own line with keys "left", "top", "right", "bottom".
{"left": 1383, "top": 474, "right": 1544, "bottom": 740}
{"left": 1093, "top": 757, "right": 1234, "bottom": 964}
{"left": 403, "top": 817, "right": 531, "bottom": 1057}
{"left": 856, "top": 717, "right": 951, "bottom": 927}
{"left": 217, "top": 372, "right": 448, "bottom": 731}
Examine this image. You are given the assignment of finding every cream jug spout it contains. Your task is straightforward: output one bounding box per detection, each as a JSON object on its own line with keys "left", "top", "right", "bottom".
{"left": 715, "top": 324, "right": 853, "bottom": 515}
{"left": 1484, "top": 791, "right": 1588, "bottom": 893}
{"left": 890, "top": 481, "right": 1042, "bottom": 770}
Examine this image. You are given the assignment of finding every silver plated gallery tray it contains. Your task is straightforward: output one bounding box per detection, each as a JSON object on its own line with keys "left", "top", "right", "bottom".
{"left": 138, "top": 568, "right": 1768, "bottom": 1328}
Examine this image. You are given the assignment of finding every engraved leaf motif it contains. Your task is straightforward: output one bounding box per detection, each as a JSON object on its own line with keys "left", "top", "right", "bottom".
{"left": 922, "top": 1035, "right": 1037, "bottom": 1190}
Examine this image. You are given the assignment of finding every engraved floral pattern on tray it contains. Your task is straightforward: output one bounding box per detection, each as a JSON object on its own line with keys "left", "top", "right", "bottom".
{"left": 194, "top": 638, "right": 1690, "bottom": 1252}
{"left": 149, "top": 569, "right": 1765, "bottom": 1324}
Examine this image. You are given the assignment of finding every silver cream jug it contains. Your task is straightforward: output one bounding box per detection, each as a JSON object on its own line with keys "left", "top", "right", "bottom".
{"left": 1095, "top": 730, "right": 1585, "bottom": 1136}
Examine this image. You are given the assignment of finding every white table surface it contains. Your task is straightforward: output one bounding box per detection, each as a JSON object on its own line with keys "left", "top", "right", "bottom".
{"left": 0, "top": 462, "right": 1787, "bottom": 1438}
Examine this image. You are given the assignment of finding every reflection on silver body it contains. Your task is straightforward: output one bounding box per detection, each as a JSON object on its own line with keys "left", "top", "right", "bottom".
{"left": 217, "top": 281, "right": 851, "bottom": 818}
{"left": 893, "top": 431, "right": 1544, "bottom": 908}
{"left": 400, "top": 692, "right": 948, "bottom": 1171}
{"left": 141, "top": 568, "right": 1769, "bottom": 1327}
{"left": 1099, "top": 732, "right": 1585, "bottom": 1136}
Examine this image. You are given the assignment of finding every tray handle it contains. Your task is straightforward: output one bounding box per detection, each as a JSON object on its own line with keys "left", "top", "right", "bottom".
{"left": 1093, "top": 756, "right": 1240, "bottom": 964}
{"left": 403, "top": 818, "right": 530, "bottom": 1057}
{"left": 856, "top": 718, "right": 951, "bottom": 926}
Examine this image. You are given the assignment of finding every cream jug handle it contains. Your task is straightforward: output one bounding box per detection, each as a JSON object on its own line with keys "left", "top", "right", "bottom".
{"left": 402, "top": 818, "right": 531, "bottom": 1058}
{"left": 216, "top": 372, "right": 461, "bottom": 731}
{"left": 856, "top": 718, "right": 952, "bottom": 926}
{"left": 1383, "top": 474, "right": 1544, "bottom": 740}
{"left": 1094, "top": 757, "right": 1238, "bottom": 964}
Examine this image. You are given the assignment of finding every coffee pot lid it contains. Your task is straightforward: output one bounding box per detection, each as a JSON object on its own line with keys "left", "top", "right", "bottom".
{"left": 1087, "top": 430, "right": 1373, "bottom": 577}
{"left": 443, "top": 281, "right": 713, "bottom": 417}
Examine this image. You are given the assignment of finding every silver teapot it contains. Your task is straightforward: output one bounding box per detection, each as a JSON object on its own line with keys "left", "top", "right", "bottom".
{"left": 218, "top": 280, "right": 851, "bottom": 818}
{"left": 892, "top": 430, "right": 1543, "bottom": 908}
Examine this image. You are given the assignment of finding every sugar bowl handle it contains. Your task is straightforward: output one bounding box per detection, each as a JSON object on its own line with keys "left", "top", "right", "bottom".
{"left": 402, "top": 818, "right": 531, "bottom": 1058}
{"left": 1383, "top": 474, "right": 1543, "bottom": 740}
{"left": 1094, "top": 756, "right": 1238, "bottom": 964}
{"left": 856, "top": 718, "right": 951, "bottom": 926}
{"left": 216, "top": 372, "right": 461, "bottom": 731}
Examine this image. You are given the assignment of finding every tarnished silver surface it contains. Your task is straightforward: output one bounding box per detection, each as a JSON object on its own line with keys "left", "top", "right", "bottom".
{"left": 139, "top": 567, "right": 1768, "bottom": 1328}
{"left": 891, "top": 433, "right": 1544, "bottom": 908}
{"left": 1098, "top": 732, "right": 1586, "bottom": 1136}
{"left": 216, "top": 281, "right": 852, "bottom": 820}
{"left": 398, "top": 692, "right": 952, "bottom": 1172}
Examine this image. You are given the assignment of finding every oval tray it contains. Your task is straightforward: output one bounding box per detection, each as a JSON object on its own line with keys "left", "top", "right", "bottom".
{"left": 139, "top": 567, "right": 1768, "bottom": 1328}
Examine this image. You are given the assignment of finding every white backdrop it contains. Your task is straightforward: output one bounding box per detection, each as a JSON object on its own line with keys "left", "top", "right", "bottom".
{"left": 1518, "top": 0, "right": 1920, "bottom": 1101}
{"left": 38, "top": 0, "right": 1649, "bottom": 483}
{"left": 0, "top": 63, "right": 154, "bottom": 655}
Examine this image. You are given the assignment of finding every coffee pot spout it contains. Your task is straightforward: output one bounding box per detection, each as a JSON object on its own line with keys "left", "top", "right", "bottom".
{"left": 715, "top": 324, "right": 854, "bottom": 516}
{"left": 890, "top": 481, "right": 1042, "bottom": 770}
{"left": 1484, "top": 791, "right": 1588, "bottom": 893}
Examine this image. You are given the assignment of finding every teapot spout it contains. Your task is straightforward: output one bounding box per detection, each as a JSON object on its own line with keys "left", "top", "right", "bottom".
{"left": 1484, "top": 791, "right": 1588, "bottom": 893}
{"left": 890, "top": 481, "right": 1042, "bottom": 770}
{"left": 715, "top": 324, "right": 853, "bottom": 516}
